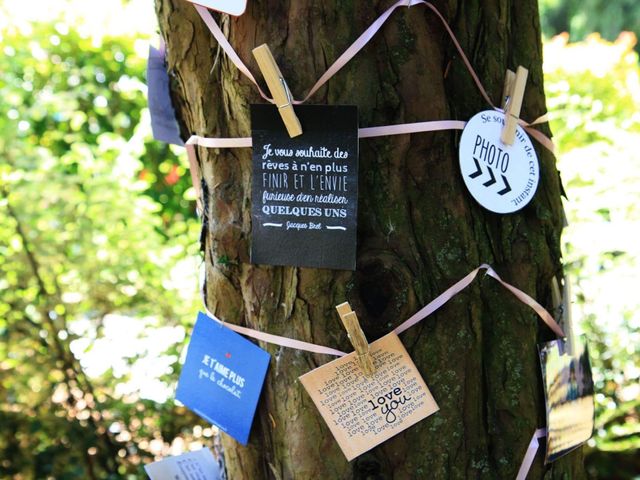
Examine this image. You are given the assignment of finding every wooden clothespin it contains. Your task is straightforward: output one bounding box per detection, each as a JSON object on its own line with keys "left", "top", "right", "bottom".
{"left": 336, "top": 302, "right": 376, "bottom": 376}
{"left": 500, "top": 65, "right": 528, "bottom": 145}
{"left": 252, "top": 44, "right": 302, "bottom": 138}
{"left": 551, "top": 276, "right": 575, "bottom": 356}
{"left": 501, "top": 70, "right": 516, "bottom": 110}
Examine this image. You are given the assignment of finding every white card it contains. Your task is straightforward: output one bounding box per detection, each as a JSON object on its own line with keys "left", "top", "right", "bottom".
{"left": 459, "top": 110, "right": 539, "bottom": 213}
{"left": 144, "top": 448, "right": 221, "bottom": 480}
{"left": 187, "top": 0, "right": 247, "bottom": 16}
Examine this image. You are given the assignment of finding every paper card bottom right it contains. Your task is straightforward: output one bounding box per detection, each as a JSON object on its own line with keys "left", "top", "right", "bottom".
{"left": 538, "top": 335, "right": 595, "bottom": 463}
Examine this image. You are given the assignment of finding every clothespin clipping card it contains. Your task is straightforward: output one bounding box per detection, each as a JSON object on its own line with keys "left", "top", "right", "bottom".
{"left": 187, "top": 0, "right": 247, "bottom": 16}
{"left": 299, "top": 308, "right": 438, "bottom": 460}
{"left": 252, "top": 44, "right": 302, "bottom": 138}
{"left": 550, "top": 276, "right": 575, "bottom": 357}
{"left": 335, "top": 302, "right": 375, "bottom": 376}
{"left": 501, "top": 66, "right": 528, "bottom": 145}
{"left": 538, "top": 335, "right": 594, "bottom": 463}
{"left": 541, "top": 275, "right": 593, "bottom": 463}
{"left": 458, "top": 64, "right": 539, "bottom": 214}
{"left": 249, "top": 48, "right": 358, "bottom": 270}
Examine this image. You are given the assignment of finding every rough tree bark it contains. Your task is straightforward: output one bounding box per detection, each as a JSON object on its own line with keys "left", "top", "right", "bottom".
{"left": 156, "top": 0, "right": 584, "bottom": 478}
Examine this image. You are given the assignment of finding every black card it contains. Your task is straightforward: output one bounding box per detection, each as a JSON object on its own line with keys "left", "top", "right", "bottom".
{"left": 250, "top": 105, "right": 359, "bottom": 270}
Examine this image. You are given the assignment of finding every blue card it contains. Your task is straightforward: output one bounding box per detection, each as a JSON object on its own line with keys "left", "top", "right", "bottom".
{"left": 176, "top": 312, "right": 270, "bottom": 445}
{"left": 147, "top": 45, "right": 184, "bottom": 146}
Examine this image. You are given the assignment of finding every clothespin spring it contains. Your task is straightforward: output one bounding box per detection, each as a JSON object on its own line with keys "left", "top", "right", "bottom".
{"left": 276, "top": 78, "right": 293, "bottom": 109}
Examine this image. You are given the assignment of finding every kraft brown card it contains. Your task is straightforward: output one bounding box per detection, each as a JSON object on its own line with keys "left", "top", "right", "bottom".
{"left": 299, "top": 332, "right": 438, "bottom": 461}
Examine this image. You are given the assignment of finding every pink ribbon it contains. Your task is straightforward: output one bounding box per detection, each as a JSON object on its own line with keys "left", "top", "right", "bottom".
{"left": 203, "top": 306, "right": 349, "bottom": 357}
{"left": 393, "top": 264, "right": 565, "bottom": 337}
{"left": 191, "top": 0, "right": 554, "bottom": 152}
{"left": 185, "top": 144, "right": 204, "bottom": 214}
{"left": 197, "top": 263, "right": 348, "bottom": 356}
{"left": 393, "top": 266, "right": 485, "bottom": 335}
{"left": 359, "top": 120, "right": 467, "bottom": 139}
{"left": 516, "top": 428, "right": 546, "bottom": 480}
{"left": 300, "top": 0, "right": 433, "bottom": 104}
{"left": 186, "top": 134, "right": 251, "bottom": 148}
{"left": 484, "top": 267, "right": 564, "bottom": 337}
{"left": 194, "top": 5, "right": 272, "bottom": 102}
{"left": 184, "top": 119, "right": 468, "bottom": 149}
{"left": 199, "top": 263, "right": 564, "bottom": 357}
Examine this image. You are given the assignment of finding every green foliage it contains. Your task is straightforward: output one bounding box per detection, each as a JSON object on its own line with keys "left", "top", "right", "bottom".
{"left": 540, "top": 0, "right": 640, "bottom": 45}
{"left": 544, "top": 34, "right": 640, "bottom": 477}
{"left": 0, "top": 17, "right": 207, "bottom": 479}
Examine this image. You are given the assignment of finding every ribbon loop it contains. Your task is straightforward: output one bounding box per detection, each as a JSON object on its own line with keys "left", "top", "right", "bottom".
{"left": 191, "top": 0, "right": 553, "bottom": 152}
{"left": 197, "top": 264, "right": 564, "bottom": 357}
{"left": 393, "top": 264, "right": 565, "bottom": 337}
{"left": 482, "top": 266, "right": 565, "bottom": 337}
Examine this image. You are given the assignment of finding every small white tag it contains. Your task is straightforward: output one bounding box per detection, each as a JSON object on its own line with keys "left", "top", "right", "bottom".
{"left": 187, "top": 0, "right": 247, "bottom": 16}
{"left": 459, "top": 110, "right": 539, "bottom": 214}
{"left": 144, "top": 448, "right": 221, "bottom": 480}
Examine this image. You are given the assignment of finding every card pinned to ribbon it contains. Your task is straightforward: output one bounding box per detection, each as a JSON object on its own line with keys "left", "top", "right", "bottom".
{"left": 458, "top": 108, "right": 539, "bottom": 214}
{"left": 144, "top": 448, "right": 222, "bottom": 480}
{"left": 176, "top": 312, "right": 271, "bottom": 445}
{"left": 539, "top": 335, "right": 594, "bottom": 463}
{"left": 299, "top": 332, "right": 438, "bottom": 460}
{"left": 147, "top": 43, "right": 184, "bottom": 146}
{"left": 250, "top": 104, "right": 359, "bottom": 270}
{"left": 458, "top": 64, "right": 539, "bottom": 214}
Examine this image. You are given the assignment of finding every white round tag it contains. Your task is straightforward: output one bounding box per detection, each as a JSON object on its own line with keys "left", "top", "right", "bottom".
{"left": 459, "top": 110, "right": 539, "bottom": 214}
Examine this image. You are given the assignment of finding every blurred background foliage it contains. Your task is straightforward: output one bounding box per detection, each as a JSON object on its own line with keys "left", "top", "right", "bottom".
{"left": 0, "top": 1, "right": 212, "bottom": 478}
{"left": 544, "top": 32, "right": 640, "bottom": 477}
{"left": 0, "top": 0, "right": 638, "bottom": 478}
{"left": 540, "top": 0, "right": 640, "bottom": 50}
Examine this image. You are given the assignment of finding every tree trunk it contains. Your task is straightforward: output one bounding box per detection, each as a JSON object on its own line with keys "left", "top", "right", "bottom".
{"left": 156, "top": 0, "right": 584, "bottom": 478}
